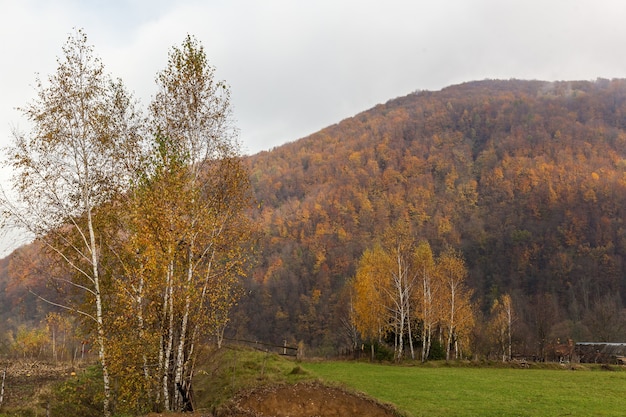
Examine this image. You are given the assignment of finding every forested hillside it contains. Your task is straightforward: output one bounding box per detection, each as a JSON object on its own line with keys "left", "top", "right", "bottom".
{"left": 2, "top": 79, "right": 626, "bottom": 360}
{"left": 235, "top": 79, "right": 626, "bottom": 355}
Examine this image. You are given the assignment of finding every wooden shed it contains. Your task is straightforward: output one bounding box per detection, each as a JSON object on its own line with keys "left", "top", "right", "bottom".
{"left": 575, "top": 342, "right": 626, "bottom": 364}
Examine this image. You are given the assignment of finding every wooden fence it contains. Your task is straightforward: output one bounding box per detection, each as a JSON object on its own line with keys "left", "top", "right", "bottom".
{"left": 222, "top": 338, "right": 298, "bottom": 356}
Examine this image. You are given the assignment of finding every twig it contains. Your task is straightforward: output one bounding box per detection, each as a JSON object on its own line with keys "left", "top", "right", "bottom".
{"left": 29, "top": 290, "right": 97, "bottom": 323}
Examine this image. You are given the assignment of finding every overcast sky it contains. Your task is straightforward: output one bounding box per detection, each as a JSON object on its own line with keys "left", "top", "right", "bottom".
{"left": 1, "top": 0, "right": 626, "bottom": 253}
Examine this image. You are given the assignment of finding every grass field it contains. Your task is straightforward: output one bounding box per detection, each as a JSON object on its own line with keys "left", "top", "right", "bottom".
{"left": 7, "top": 348, "right": 626, "bottom": 416}
{"left": 302, "top": 361, "right": 626, "bottom": 417}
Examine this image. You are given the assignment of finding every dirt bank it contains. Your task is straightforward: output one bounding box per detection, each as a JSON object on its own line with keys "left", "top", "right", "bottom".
{"left": 146, "top": 382, "right": 400, "bottom": 417}
{"left": 219, "top": 382, "right": 400, "bottom": 417}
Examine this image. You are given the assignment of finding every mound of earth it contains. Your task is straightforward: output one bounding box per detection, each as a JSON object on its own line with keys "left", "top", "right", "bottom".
{"left": 219, "top": 382, "right": 400, "bottom": 417}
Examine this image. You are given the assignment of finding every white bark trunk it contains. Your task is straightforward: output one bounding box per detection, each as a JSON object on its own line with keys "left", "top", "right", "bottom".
{"left": 173, "top": 294, "right": 190, "bottom": 410}
{"left": 186, "top": 253, "right": 214, "bottom": 384}
{"left": 173, "top": 243, "right": 194, "bottom": 410}
{"left": 0, "top": 365, "right": 6, "bottom": 409}
{"left": 136, "top": 276, "right": 151, "bottom": 387}
{"left": 446, "top": 284, "right": 456, "bottom": 361}
{"left": 162, "top": 261, "right": 175, "bottom": 411}
{"left": 87, "top": 208, "right": 111, "bottom": 417}
{"left": 407, "top": 300, "right": 414, "bottom": 360}
{"left": 421, "top": 273, "right": 428, "bottom": 362}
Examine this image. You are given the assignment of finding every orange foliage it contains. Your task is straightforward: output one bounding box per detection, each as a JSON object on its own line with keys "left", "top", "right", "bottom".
{"left": 238, "top": 79, "right": 626, "bottom": 351}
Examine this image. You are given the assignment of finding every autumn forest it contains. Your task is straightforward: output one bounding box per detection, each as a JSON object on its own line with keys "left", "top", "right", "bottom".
{"left": 237, "top": 78, "right": 626, "bottom": 358}
{"left": 1, "top": 39, "right": 626, "bottom": 413}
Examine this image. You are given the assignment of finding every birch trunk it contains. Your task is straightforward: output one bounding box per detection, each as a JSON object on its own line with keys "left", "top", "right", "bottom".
{"left": 87, "top": 208, "right": 111, "bottom": 417}
{"left": 407, "top": 298, "right": 415, "bottom": 360}
{"left": 421, "top": 272, "right": 433, "bottom": 362}
{"left": 187, "top": 252, "right": 214, "bottom": 384}
{"left": 0, "top": 365, "right": 6, "bottom": 409}
{"left": 162, "top": 260, "right": 175, "bottom": 411}
{"left": 136, "top": 276, "right": 151, "bottom": 391}
{"left": 446, "top": 284, "right": 456, "bottom": 361}
{"left": 173, "top": 241, "right": 195, "bottom": 410}
{"left": 173, "top": 293, "right": 191, "bottom": 410}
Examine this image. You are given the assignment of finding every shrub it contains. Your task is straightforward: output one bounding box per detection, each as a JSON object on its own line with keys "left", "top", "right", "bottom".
{"left": 50, "top": 366, "right": 103, "bottom": 417}
{"left": 428, "top": 341, "right": 446, "bottom": 361}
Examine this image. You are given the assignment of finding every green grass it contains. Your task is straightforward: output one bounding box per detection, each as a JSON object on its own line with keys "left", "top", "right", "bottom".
{"left": 2, "top": 350, "right": 624, "bottom": 416}
{"left": 302, "top": 361, "right": 626, "bottom": 417}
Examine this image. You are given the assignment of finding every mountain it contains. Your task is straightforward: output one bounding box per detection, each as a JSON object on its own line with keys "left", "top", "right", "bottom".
{"left": 2, "top": 79, "right": 626, "bottom": 357}
{"left": 236, "top": 79, "right": 626, "bottom": 351}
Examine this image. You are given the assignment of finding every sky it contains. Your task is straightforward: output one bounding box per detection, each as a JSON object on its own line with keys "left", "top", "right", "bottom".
{"left": 1, "top": 0, "right": 626, "bottom": 253}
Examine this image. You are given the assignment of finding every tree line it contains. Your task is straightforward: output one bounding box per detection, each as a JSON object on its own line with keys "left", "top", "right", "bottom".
{"left": 351, "top": 228, "right": 473, "bottom": 362}
{"left": 0, "top": 30, "right": 253, "bottom": 416}
{"left": 349, "top": 222, "right": 515, "bottom": 363}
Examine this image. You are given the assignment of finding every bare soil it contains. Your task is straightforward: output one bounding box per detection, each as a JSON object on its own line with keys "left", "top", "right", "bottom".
{"left": 218, "top": 382, "right": 399, "bottom": 417}
{"left": 146, "top": 382, "right": 400, "bottom": 417}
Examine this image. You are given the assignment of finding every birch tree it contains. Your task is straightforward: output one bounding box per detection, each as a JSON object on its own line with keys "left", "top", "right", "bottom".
{"left": 98, "top": 36, "right": 252, "bottom": 414}
{"left": 413, "top": 240, "right": 439, "bottom": 362}
{"left": 147, "top": 35, "right": 252, "bottom": 412}
{"left": 387, "top": 240, "right": 419, "bottom": 361}
{"left": 438, "top": 248, "right": 474, "bottom": 361}
{"left": 490, "top": 293, "right": 514, "bottom": 361}
{"left": 353, "top": 237, "right": 420, "bottom": 362}
{"left": 353, "top": 245, "right": 393, "bottom": 358}
{"left": 338, "top": 281, "right": 360, "bottom": 353}
{"left": 1, "top": 29, "right": 143, "bottom": 417}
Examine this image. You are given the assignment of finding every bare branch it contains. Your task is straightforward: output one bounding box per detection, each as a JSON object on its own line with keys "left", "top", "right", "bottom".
{"left": 29, "top": 289, "right": 97, "bottom": 323}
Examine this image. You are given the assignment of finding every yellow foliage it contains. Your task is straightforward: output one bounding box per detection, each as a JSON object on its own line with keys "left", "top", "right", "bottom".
{"left": 352, "top": 245, "right": 393, "bottom": 341}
